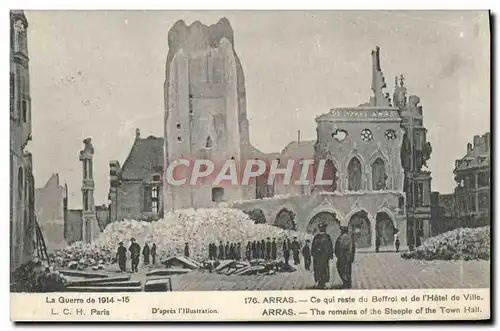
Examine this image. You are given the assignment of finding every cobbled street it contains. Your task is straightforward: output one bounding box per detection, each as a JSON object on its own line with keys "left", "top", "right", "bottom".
{"left": 119, "top": 252, "right": 490, "bottom": 291}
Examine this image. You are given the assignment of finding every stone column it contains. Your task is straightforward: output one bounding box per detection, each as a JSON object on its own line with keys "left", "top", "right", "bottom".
{"left": 79, "top": 138, "right": 100, "bottom": 243}
{"left": 370, "top": 215, "right": 377, "bottom": 250}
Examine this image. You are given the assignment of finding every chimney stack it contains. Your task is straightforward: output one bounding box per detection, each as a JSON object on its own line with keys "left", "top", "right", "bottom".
{"left": 484, "top": 133, "right": 490, "bottom": 151}
{"left": 473, "top": 135, "right": 481, "bottom": 148}
{"left": 467, "top": 143, "right": 473, "bottom": 153}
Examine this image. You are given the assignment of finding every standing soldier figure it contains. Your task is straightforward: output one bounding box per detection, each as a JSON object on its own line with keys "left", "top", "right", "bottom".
{"left": 229, "top": 243, "right": 235, "bottom": 260}
{"left": 116, "top": 242, "right": 127, "bottom": 272}
{"left": 218, "top": 241, "right": 224, "bottom": 260}
{"left": 151, "top": 243, "right": 157, "bottom": 265}
{"left": 271, "top": 238, "right": 277, "bottom": 260}
{"left": 129, "top": 238, "right": 141, "bottom": 273}
{"left": 291, "top": 237, "right": 301, "bottom": 265}
{"left": 265, "top": 237, "right": 272, "bottom": 261}
{"left": 225, "top": 242, "right": 230, "bottom": 260}
{"left": 142, "top": 243, "right": 150, "bottom": 265}
{"left": 184, "top": 242, "right": 190, "bottom": 258}
{"left": 282, "top": 237, "right": 290, "bottom": 265}
{"left": 236, "top": 243, "right": 242, "bottom": 260}
{"left": 335, "top": 226, "right": 356, "bottom": 289}
{"left": 260, "top": 239, "right": 266, "bottom": 260}
{"left": 302, "top": 239, "right": 312, "bottom": 271}
{"left": 246, "top": 241, "right": 252, "bottom": 260}
{"left": 311, "top": 223, "right": 333, "bottom": 289}
{"left": 251, "top": 240, "right": 257, "bottom": 260}
{"left": 394, "top": 229, "right": 401, "bottom": 252}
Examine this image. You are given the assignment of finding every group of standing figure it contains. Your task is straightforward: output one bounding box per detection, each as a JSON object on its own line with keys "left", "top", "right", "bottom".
{"left": 310, "top": 223, "right": 356, "bottom": 289}
{"left": 115, "top": 238, "right": 157, "bottom": 273}
{"left": 208, "top": 242, "right": 243, "bottom": 260}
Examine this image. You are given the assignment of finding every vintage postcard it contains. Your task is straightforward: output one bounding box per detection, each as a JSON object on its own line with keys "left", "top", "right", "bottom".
{"left": 10, "top": 10, "right": 491, "bottom": 322}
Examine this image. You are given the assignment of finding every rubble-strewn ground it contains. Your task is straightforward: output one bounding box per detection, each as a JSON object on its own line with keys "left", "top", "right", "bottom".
{"left": 93, "top": 252, "right": 489, "bottom": 290}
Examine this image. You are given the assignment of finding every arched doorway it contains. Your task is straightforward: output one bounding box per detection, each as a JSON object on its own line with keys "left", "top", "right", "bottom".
{"left": 375, "top": 212, "right": 396, "bottom": 247}
{"left": 307, "top": 212, "right": 341, "bottom": 243}
{"left": 348, "top": 210, "right": 371, "bottom": 248}
{"left": 275, "top": 208, "right": 296, "bottom": 230}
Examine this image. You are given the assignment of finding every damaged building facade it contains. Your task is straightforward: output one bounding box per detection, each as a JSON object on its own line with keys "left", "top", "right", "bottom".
{"left": 106, "top": 18, "right": 437, "bottom": 250}
{"left": 10, "top": 10, "right": 36, "bottom": 270}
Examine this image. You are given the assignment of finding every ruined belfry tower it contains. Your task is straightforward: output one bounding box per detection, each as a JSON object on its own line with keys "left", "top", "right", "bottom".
{"left": 79, "top": 138, "right": 99, "bottom": 242}
{"left": 163, "top": 18, "right": 250, "bottom": 211}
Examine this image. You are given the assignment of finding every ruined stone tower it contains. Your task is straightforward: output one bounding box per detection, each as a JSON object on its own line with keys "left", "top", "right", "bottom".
{"left": 79, "top": 138, "right": 99, "bottom": 242}
{"left": 163, "top": 18, "right": 250, "bottom": 211}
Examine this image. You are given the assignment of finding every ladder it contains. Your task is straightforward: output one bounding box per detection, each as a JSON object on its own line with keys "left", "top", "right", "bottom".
{"left": 34, "top": 217, "right": 50, "bottom": 266}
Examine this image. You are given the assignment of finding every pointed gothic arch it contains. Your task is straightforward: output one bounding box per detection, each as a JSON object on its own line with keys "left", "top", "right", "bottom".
{"left": 372, "top": 157, "right": 388, "bottom": 190}
{"left": 347, "top": 157, "right": 363, "bottom": 191}
{"left": 348, "top": 210, "right": 372, "bottom": 248}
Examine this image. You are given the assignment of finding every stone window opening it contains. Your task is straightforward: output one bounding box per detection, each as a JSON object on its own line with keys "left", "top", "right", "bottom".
{"left": 347, "top": 157, "right": 362, "bottom": 191}
{"left": 176, "top": 123, "right": 181, "bottom": 129}
{"left": 361, "top": 129, "right": 373, "bottom": 142}
{"left": 332, "top": 129, "right": 348, "bottom": 142}
{"left": 371, "top": 158, "right": 387, "bottom": 190}
{"left": 385, "top": 129, "right": 397, "bottom": 140}
{"left": 22, "top": 99, "right": 27, "bottom": 123}
{"left": 177, "top": 137, "right": 182, "bottom": 142}
{"left": 143, "top": 185, "right": 160, "bottom": 213}
{"left": 151, "top": 186, "right": 159, "bottom": 213}
{"left": 212, "top": 187, "right": 224, "bottom": 203}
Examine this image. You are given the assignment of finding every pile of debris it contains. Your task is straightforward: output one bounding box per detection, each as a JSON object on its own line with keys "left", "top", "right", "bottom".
{"left": 10, "top": 259, "right": 67, "bottom": 293}
{"left": 213, "top": 259, "right": 296, "bottom": 276}
{"left": 50, "top": 242, "right": 115, "bottom": 270}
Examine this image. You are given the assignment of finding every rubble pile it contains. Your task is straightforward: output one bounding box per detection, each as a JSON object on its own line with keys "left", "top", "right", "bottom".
{"left": 401, "top": 226, "right": 490, "bottom": 261}
{"left": 50, "top": 242, "right": 115, "bottom": 269}
{"left": 53, "top": 208, "right": 312, "bottom": 267}
{"left": 10, "top": 260, "right": 67, "bottom": 292}
{"left": 214, "top": 259, "right": 296, "bottom": 276}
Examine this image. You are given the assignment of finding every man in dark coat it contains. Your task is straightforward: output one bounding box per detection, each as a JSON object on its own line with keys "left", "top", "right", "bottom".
{"left": 225, "top": 242, "right": 230, "bottom": 259}
{"left": 335, "top": 226, "right": 356, "bottom": 289}
{"left": 142, "top": 243, "right": 150, "bottom": 264}
{"left": 265, "top": 237, "right": 272, "bottom": 260}
{"left": 129, "top": 238, "right": 141, "bottom": 273}
{"left": 236, "top": 243, "right": 242, "bottom": 260}
{"left": 291, "top": 237, "right": 301, "bottom": 265}
{"left": 302, "top": 239, "right": 312, "bottom": 270}
{"left": 184, "top": 243, "right": 190, "bottom": 258}
{"left": 116, "top": 242, "right": 127, "bottom": 272}
{"left": 251, "top": 240, "right": 257, "bottom": 260}
{"left": 218, "top": 241, "right": 224, "bottom": 260}
{"left": 151, "top": 243, "right": 157, "bottom": 265}
{"left": 246, "top": 241, "right": 252, "bottom": 260}
{"left": 259, "top": 239, "right": 265, "bottom": 259}
{"left": 208, "top": 243, "right": 213, "bottom": 259}
{"left": 311, "top": 223, "right": 333, "bottom": 289}
{"left": 271, "top": 238, "right": 278, "bottom": 260}
{"left": 229, "top": 243, "right": 235, "bottom": 260}
{"left": 282, "top": 237, "right": 290, "bottom": 265}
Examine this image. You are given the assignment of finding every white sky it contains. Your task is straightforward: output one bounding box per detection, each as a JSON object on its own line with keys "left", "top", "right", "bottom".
{"left": 24, "top": 10, "right": 490, "bottom": 208}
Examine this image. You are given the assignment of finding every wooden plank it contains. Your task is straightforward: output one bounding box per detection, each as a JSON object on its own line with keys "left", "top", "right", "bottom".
{"left": 146, "top": 268, "right": 191, "bottom": 277}
{"left": 65, "top": 275, "right": 131, "bottom": 287}
{"left": 60, "top": 270, "right": 110, "bottom": 279}
{"left": 64, "top": 286, "right": 142, "bottom": 292}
